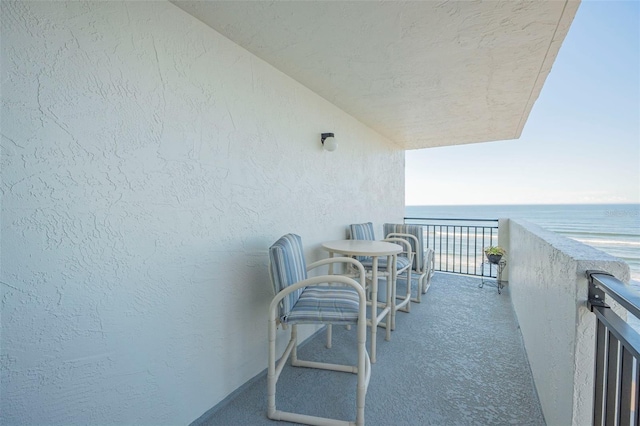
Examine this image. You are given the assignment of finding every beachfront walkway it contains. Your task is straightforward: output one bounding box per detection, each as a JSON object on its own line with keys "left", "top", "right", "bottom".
{"left": 194, "top": 273, "right": 545, "bottom": 425}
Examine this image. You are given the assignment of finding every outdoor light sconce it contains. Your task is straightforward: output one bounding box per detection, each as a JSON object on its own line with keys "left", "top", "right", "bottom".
{"left": 321, "top": 133, "right": 338, "bottom": 152}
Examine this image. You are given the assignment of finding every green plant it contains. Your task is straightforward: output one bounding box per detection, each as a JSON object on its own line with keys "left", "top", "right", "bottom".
{"left": 484, "top": 246, "right": 506, "bottom": 256}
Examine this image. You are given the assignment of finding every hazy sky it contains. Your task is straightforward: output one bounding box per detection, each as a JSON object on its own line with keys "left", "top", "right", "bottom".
{"left": 405, "top": 0, "right": 640, "bottom": 206}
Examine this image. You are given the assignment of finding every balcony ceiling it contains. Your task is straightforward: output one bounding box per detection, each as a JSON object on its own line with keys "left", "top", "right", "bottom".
{"left": 171, "top": 1, "right": 579, "bottom": 150}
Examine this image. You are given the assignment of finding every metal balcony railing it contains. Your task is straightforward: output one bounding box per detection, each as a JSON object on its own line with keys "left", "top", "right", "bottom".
{"left": 404, "top": 217, "right": 499, "bottom": 278}
{"left": 587, "top": 270, "right": 640, "bottom": 425}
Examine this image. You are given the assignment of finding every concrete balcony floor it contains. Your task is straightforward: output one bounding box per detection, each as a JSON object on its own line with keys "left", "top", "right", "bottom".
{"left": 196, "top": 273, "right": 545, "bottom": 425}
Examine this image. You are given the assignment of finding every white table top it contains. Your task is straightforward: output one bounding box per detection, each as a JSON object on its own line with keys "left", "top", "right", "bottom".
{"left": 321, "top": 239, "right": 402, "bottom": 257}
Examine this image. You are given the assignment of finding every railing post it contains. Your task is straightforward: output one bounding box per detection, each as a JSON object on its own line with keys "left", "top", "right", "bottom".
{"left": 588, "top": 271, "right": 610, "bottom": 309}
{"left": 593, "top": 320, "right": 606, "bottom": 426}
{"left": 403, "top": 217, "right": 499, "bottom": 278}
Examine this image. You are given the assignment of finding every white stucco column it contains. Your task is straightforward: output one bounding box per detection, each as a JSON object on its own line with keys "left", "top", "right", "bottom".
{"left": 508, "top": 220, "right": 630, "bottom": 426}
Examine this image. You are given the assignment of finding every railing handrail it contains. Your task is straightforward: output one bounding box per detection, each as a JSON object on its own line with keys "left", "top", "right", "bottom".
{"left": 404, "top": 217, "right": 498, "bottom": 224}
{"left": 587, "top": 270, "right": 640, "bottom": 425}
{"left": 587, "top": 270, "right": 640, "bottom": 319}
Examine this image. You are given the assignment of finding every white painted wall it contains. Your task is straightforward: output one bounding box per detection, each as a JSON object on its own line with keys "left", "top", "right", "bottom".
{"left": 507, "top": 220, "right": 630, "bottom": 426}
{"left": 0, "top": 2, "right": 404, "bottom": 424}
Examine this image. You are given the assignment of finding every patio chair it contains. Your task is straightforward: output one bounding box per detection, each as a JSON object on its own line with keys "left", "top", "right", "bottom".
{"left": 349, "top": 222, "right": 413, "bottom": 326}
{"left": 383, "top": 223, "right": 435, "bottom": 303}
{"left": 268, "top": 233, "right": 371, "bottom": 426}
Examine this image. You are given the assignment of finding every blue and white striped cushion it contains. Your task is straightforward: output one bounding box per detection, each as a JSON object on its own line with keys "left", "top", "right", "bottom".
{"left": 269, "top": 234, "right": 308, "bottom": 321}
{"left": 349, "top": 222, "right": 376, "bottom": 263}
{"left": 284, "top": 286, "right": 360, "bottom": 325}
{"left": 383, "top": 223, "right": 425, "bottom": 271}
{"left": 349, "top": 222, "right": 376, "bottom": 241}
{"left": 360, "top": 255, "right": 411, "bottom": 271}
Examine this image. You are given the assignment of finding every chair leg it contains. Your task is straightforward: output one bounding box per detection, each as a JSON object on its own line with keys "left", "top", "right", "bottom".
{"left": 422, "top": 249, "right": 435, "bottom": 294}
{"left": 291, "top": 325, "right": 298, "bottom": 364}
{"left": 393, "top": 270, "right": 412, "bottom": 325}
{"left": 356, "top": 312, "right": 370, "bottom": 426}
{"left": 390, "top": 268, "right": 397, "bottom": 330}
{"left": 267, "top": 314, "right": 278, "bottom": 419}
{"left": 268, "top": 319, "right": 370, "bottom": 425}
{"left": 422, "top": 268, "right": 433, "bottom": 294}
{"left": 385, "top": 257, "right": 392, "bottom": 342}
{"left": 405, "top": 269, "right": 412, "bottom": 313}
{"left": 268, "top": 319, "right": 299, "bottom": 420}
{"left": 415, "top": 273, "right": 422, "bottom": 303}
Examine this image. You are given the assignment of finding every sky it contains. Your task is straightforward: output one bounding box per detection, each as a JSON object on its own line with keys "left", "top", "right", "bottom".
{"left": 405, "top": 0, "right": 640, "bottom": 206}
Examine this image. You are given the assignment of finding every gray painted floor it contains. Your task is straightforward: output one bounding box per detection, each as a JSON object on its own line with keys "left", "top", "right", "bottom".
{"left": 196, "top": 273, "right": 545, "bottom": 425}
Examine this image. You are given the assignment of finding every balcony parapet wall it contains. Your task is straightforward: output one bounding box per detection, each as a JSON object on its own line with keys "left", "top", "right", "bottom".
{"left": 505, "top": 219, "right": 630, "bottom": 426}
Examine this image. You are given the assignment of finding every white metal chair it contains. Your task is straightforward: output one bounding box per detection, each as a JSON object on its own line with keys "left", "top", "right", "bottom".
{"left": 268, "top": 233, "right": 371, "bottom": 426}
{"left": 349, "top": 222, "right": 413, "bottom": 328}
{"left": 383, "top": 223, "right": 435, "bottom": 302}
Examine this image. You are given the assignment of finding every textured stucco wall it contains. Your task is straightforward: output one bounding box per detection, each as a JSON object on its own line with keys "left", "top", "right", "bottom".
{"left": 0, "top": 2, "right": 404, "bottom": 424}
{"left": 508, "top": 220, "right": 630, "bottom": 426}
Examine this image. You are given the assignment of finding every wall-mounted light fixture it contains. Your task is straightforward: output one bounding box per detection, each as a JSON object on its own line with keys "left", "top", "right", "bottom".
{"left": 321, "top": 133, "right": 337, "bottom": 152}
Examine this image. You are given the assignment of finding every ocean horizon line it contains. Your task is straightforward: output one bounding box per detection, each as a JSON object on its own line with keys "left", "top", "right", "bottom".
{"left": 403, "top": 203, "right": 639, "bottom": 283}
{"left": 406, "top": 202, "right": 640, "bottom": 207}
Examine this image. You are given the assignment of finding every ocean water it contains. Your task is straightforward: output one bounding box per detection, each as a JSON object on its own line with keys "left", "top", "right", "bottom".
{"left": 405, "top": 204, "right": 640, "bottom": 284}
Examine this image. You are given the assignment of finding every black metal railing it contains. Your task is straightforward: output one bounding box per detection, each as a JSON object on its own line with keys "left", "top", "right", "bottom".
{"left": 587, "top": 270, "right": 640, "bottom": 425}
{"left": 404, "top": 217, "right": 499, "bottom": 278}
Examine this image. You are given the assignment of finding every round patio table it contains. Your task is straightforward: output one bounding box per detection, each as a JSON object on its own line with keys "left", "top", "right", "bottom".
{"left": 321, "top": 240, "right": 402, "bottom": 363}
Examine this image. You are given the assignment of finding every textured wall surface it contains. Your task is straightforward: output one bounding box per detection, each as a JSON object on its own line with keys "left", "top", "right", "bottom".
{"left": 508, "top": 220, "right": 630, "bottom": 426}
{"left": 0, "top": 2, "right": 404, "bottom": 424}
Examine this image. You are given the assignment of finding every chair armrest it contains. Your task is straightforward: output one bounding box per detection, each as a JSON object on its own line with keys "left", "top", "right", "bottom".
{"left": 382, "top": 237, "right": 413, "bottom": 260}
{"left": 386, "top": 232, "right": 416, "bottom": 242}
{"left": 381, "top": 237, "right": 413, "bottom": 274}
{"left": 268, "top": 274, "right": 368, "bottom": 322}
{"left": 386, "top": 233, "right": 419, "bottom": 253}
{"left": 386, "top": 232, "right": 422, "bottom": 271}
{"left": 425, "top": 247, "right": 435, "bottom": 277}
{"left": 307, "top": 257, "right": 366, "bottom": 287}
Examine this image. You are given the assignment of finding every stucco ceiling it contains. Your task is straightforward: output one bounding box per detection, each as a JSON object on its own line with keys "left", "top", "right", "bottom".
{"left": 171, "top": 1, "right": 579, "bottom": 150}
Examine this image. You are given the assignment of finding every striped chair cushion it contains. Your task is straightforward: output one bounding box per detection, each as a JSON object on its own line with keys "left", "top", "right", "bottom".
{"left": 284, "top": 285, "right": 360, "bottom": 325}
{"left": 349, "top": 222, "right": 376, "bottom": 263}
{"left": 383, "top": 223, "right": 425, "bottom": 271}
{"left": 349, "top": 222, "right": 376, "bottom": 240}
{"left": 269, "top": 234, "right": 308, "bottom": 321}
{"left": 360, "top": 255, "right": 411, "bottom": 271}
